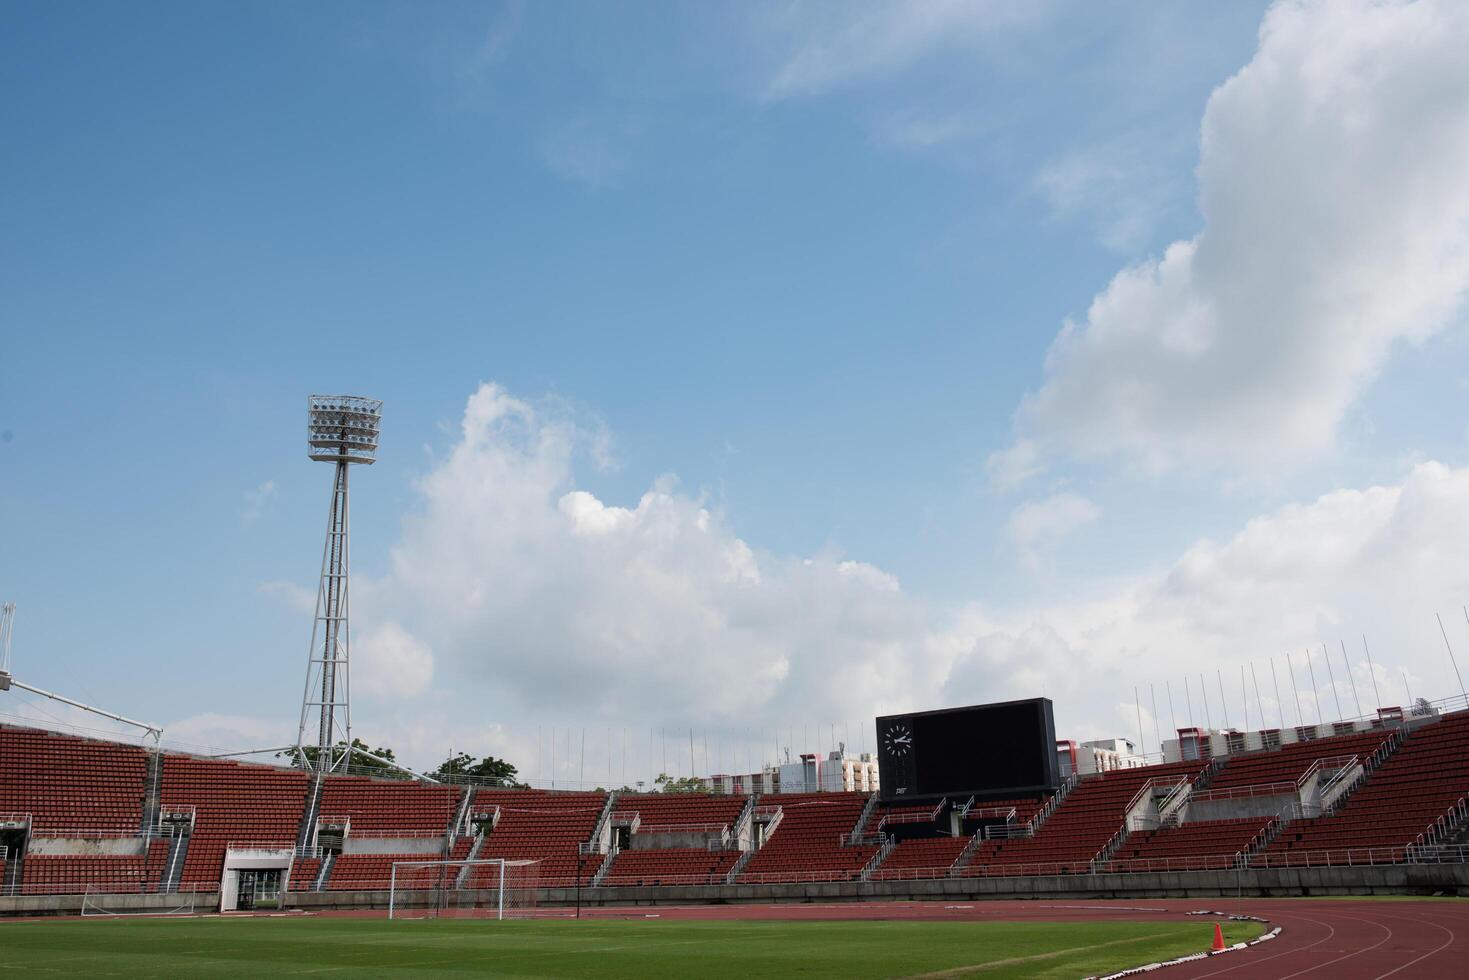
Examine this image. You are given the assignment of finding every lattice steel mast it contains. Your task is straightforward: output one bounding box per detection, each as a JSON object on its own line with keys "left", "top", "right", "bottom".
{"left": 295, "top": 395, "right": 381, "bottom": 772}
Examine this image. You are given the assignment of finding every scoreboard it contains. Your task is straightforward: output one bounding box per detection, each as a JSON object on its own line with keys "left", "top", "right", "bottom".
{"left": 876, "top": 698, "right": 1060, "bottom": 802}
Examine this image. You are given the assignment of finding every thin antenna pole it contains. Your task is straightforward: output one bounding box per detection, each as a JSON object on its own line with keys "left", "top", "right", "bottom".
{"left": 1200, "top": 672, "right": 1213, "bottom": 730}
{"left": 1217, "top": 669, "right": 1229, "bottom": 730}
{"left": 1150, "top": 684, "right": 1162, "bottom": 758}
{"left": 1340, "top": 640, "right": 1363, "bottom": 718}
{"left": 1270, "top": 659, "right": 1286, "bottom": 729}
{"left": 1322, "top": 644, "right": 1343, "bottom": 722}
{"left": 1184, "top": 677, "right": 1195, "bottom": 730}
{"left": 1166, "top": 681, "right": 1178, "bottom": 735}
{"left": 1134, "top": 686, "right": 1146, "bottom": 757}
{"left": 1251, "top": 662, "right": 1266, "bottom": 731}
{"left": 1304, "top": 648, "right": 1321, "bottom": 725}
{"left": 1403, "top": 669, "right": 1413, "bottom": 707}
{"left": 1362, "top": 635, "right": 1382, "bottom": 711}
{"left": 1435, "top": 612, "right": 1467, "bottom": 702}
{"left": 1285, "top": 652, "right": 1304, "bottom": 727}
{"left": 1241, "top": 665, "right": 1251, "bottom": 731}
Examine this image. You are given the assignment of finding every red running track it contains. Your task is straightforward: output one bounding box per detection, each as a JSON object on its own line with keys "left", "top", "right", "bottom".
{"left": 569, "top": 898, "right": 1469, "bottom": 978}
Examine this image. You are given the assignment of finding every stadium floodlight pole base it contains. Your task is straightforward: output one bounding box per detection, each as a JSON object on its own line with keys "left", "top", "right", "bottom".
{"left": 388, "top": 859, "right": 540, "bottom": 921}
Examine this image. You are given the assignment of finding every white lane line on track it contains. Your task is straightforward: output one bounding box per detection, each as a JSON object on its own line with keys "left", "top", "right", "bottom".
{"left": 1185, "top": 913, "right": 1336, "bottom": 979}
{"left": 1372, "top": 910, "right": 1456, "bottom": 980}
{"left": 1272, "top": 911, "right": 1393, "bottom": 979}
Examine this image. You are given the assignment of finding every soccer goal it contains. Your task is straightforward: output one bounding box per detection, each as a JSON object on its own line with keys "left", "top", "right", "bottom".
{"left": 80, "top": 887, "right": 208, "bottom": 917}
{"left": 388, "top": 858, "right": 540, "bottom": 920}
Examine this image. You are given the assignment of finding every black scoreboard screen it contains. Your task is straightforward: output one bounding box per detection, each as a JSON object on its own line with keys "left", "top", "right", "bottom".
{"left": 876, "top": 698, "right": 1059, "bottom": 801}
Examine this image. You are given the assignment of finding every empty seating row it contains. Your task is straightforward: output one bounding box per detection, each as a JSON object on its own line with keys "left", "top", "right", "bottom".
{"left": 0, "top": 725, "right": 148, "bottom": 831}
{"left": 1109, "top": 816, "right": 1273, "bottom": 870}
{"left": 318, "top": 775, "right": 462, "bottom": 834}
{"left": 599, "top": 847, "right": 739, "bottom": 886}
{"left": 737, "top": 793, "right": 873, "bottom": 882}
{"left": 1205, "top": 729, "right": 1390, "bottom": 791}
{"left": 1261, "top": 711, "right": 1469, "bottom": 866}
{"left": 160, "top": 755, "right": 309, "bottom": 887}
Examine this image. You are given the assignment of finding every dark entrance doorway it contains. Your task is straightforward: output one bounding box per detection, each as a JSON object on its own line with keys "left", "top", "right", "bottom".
{"left": 236, "top": 869, "right": 282, "bottom": 911}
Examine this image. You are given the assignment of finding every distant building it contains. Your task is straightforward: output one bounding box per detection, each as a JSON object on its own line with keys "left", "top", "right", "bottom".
{"left": 705, "top": 749, "right": 878, "bottom": 794}
{"left": 1057, "top": 737, "right": 1146, "bottom": 776}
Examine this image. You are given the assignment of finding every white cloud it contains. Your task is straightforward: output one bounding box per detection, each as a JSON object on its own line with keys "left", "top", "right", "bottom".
{"left": 241, "top": 480, "right": 277, "bottom": 522}
{"left": 164, "top": 712, "right": 295, "bottom": 755}
{"left": 999, "top": 0, "right": 1469, "bottom": 479}
{"left": 762, "top": 0, "right": 1047, "bottom": 100}
{"left": 984, "top": 439, "right": 1041, "bottom": 493}
{"left": 1004, "top": 491, "right": 1099, "bottom": 571}
{"left": 258, "top": 579, "right": 317, "bottom": 615}
{"left": 336, "top": 383, "right": 1469, "bottom": 766}
{"left": 1034, "top": 139, "right": 1179, "bottom": 252}
{"left": 356, "top": 622, "right": 434, "bottom": 698}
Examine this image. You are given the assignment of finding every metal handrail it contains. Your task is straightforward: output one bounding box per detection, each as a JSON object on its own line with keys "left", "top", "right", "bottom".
{"left": 1190, "top": 780, "right": 1298, "bottom": 803}
{"left": 27, "top": 828, "right": 146, "bottom": 841}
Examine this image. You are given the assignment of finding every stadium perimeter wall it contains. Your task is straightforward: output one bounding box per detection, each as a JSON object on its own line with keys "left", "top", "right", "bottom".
{"left": 4, "top": 865, "right": 1466, "bottom": 917}
{"left": 290, "top": 863, "right": 1469, "bottom": 912}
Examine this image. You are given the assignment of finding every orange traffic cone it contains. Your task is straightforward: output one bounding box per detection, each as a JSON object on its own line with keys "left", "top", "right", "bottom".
{"left": 1211, "top": 923, "right": 1227, "bottom": 952}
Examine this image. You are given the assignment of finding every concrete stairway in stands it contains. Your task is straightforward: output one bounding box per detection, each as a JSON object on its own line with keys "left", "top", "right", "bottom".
{"left": 140, "top": 750, "right": 164, "bottom": 834}
{"left": 161, "top": 834, "right": 189, "bottom": 893}
{"left": 296, "top": 775, "right": 324, "bottom": 852}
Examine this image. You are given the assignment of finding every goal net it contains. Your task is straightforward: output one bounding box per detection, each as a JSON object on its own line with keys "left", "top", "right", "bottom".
{"left": 388, "top": 858, "right": 540, "bottom": 920}
{"left": 81, "top": 887, "right": 208, "bottom": 917}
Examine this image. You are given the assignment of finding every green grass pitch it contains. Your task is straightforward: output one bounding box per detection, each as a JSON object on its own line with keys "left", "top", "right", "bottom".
{"left": 0, "top": 915, "right": 1263, "bottom": 978}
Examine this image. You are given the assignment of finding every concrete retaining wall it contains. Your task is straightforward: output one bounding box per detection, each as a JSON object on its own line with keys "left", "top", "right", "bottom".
{"left": 8, "top": 864, "right": 1466, "bottom": 917}
{"left": 275, "top": 862, "right": 1469, "bottom": 914}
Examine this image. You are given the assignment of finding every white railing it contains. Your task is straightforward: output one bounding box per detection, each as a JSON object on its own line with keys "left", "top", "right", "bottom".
{"left": 1190, "top": 780, "right": 1298, "bottom": 804}
{"left": 28, "top": 828, "right": 145, "bottom": 841}
{"left": 1411, "top": 795, "right": 1469, "bottom": 851}
{"left": 878, "top": 799, "right": 946, "bottom": 832}
{"left": 0, "top": 812, "right": 32, "bottom": 829}
{"left": 1024, "top": 774, "right": 1077, "bottom": 836}
{"left": 337, "top": 829, "right": 444, "bottom": 840}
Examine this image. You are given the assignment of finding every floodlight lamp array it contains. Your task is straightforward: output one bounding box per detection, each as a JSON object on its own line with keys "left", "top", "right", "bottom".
{"left": 308, "top": 394, "right": 382, "bottom": 464}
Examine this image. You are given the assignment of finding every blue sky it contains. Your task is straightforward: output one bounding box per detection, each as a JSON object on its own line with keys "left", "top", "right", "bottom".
{"left": 4, "top": 1, "right": 1469, "bottom": 782}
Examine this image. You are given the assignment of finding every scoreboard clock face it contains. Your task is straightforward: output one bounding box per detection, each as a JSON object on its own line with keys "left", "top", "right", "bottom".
{"left": 880, "top": 718, "right": 917, "bottom": 796}
{"left": 882, "top": 721, "right": 913, "bottom": 757}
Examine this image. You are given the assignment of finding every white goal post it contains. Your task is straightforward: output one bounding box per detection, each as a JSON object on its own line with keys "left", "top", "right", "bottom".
{"left": 388, "top": 858, "right": 540, "bottom": 920}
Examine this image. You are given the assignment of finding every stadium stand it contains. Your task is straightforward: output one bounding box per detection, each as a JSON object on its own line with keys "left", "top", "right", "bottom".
{"left": 736, "top": 793, "right": 873, "bottom": 882}
{"left": 4, "top": 711, "right": 1468, "bottom": 900}
{"left": 597, "top": 792, "right": 746, "bottom": 885}
{"left": 317, "top": 774, "right": 462, "bottom": 833}
{"left": 160, "top": 755, "right": 309, "bottom": 887}
{"left": 288, "top": 856, "right": 321, "bottom": 892}
{"left": 961, "top": 761, "right": 1204, "bottom": 875}
{"left": 468, "top": 790, "right": 606, "bottom": 887}
{"left": 1201, "top": 728, "right": 1390, "bottom": 791}
{"left": 1260, "top": 709, "right": 1469, "bottom": 865}
{"left": 19, "top": 854, "right": 150, "bottom": 895}
{"left": 599, "top": 847, "right": 739, "bottom": 886}
{"left": 1109, "top": 816, "right": 1274, "bottom": 871}
{"left": 0, "top": 724, "right": 148, "bottom": 831}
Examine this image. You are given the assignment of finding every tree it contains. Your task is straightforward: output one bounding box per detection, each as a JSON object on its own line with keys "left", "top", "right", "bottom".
{"left": 432, "top": 752, "right": 524, "bottom": 787}
{"left": 653, "top": 772, "right": 707, "bottom": 793}
{"left": 281, "top": 738, "right": 409, "bottom": 779}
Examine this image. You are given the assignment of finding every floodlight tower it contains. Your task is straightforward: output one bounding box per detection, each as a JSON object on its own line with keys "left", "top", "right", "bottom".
{"left": 295, "top": 395, "right": 382, "bottom": 773}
